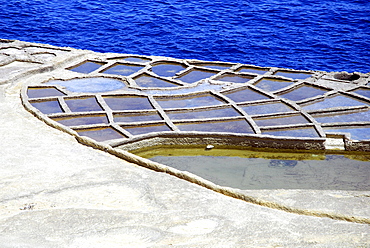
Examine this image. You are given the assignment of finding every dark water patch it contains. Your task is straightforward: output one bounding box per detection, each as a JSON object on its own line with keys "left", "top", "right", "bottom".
{"left": 65, "top": 97, "right": 103, "bottom": 112}
{"left": 52, "top": 115, "right": 108, "bottom": 126}
{"left": 69, "top": 61, "right": 105, "bottom": 74}
{"left": 31, "top": 100, "right": 64, "bottom": 114}
{"left": 27, "top": 87, "right": 65, "bottom": 98}
{"left": 334, "top": 72, "right": 361, "bottom": 81}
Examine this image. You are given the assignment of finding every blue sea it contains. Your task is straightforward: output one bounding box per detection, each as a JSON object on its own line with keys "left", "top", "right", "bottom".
{"left": 1, "top": 0, "right": 369, "bottom": 72}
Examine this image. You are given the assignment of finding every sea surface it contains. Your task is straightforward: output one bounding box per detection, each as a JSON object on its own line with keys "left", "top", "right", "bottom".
{"left": 1, "top": 0, "right": 369, "bottom": 72}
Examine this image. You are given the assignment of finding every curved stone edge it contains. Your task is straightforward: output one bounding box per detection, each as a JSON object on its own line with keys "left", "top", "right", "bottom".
{"left": 0, "top": 39, "right": 83, "bottom": 86}
{"left": 9, "top": 39, "right": 370, "bottom": 151}
{"left": 10, "top": 38, "right": 368, "bottom": 224}
{"left": 112, "top": 133, "right": 326, "bottom": 152}
{"left": 20, "top": 89, "right": 370, "bottom": 225}
{"left": 24, "top": 75, "right": 370, "bottom": 151}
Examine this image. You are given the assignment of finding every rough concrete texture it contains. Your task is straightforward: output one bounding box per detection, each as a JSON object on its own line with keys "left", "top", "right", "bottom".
{"left": 0, "top": 40, "right": 369, "bottom": 247}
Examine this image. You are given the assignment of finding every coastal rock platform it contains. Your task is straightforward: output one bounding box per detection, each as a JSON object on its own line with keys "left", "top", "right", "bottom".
{"left": 0, "top": 39, "right": 369, "bottom": 247}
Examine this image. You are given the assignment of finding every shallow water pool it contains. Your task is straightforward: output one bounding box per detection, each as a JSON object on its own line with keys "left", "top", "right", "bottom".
{"left": 134, "top": 147, "right": 370, "bottom": 191}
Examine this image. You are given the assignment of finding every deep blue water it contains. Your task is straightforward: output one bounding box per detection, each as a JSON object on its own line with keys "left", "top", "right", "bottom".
{"left": 1, "top": 0, "right": 369, "bottom": 72}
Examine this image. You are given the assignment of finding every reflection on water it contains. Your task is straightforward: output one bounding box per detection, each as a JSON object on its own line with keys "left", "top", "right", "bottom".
{"left": 132, "top": 146, "right": 370, "bottom": 190}
{"left": 237, "top": 67, "right": 269, "bottom": 74}
{"left": 166, "top": 107, "right": 241, "bottom": 120}
{"left": 65, "top": 97, "right": 103, "bottom": 112}
{"left": 151, "top": 63, "right": 187, "bottom": 77}
{"left": 27, "top": 87, "right": 65, "bottom": 98}
{"left": 31, "top": 100, "right": 64, "bottom": 114}
{"left": 216, "top": 74, "right": 254, "bottom": 84}
{"left": 141, "top": 81, "right": 225, "bottom": 95}
{"left": 313, "top": 109, "right": 369, "bottom": 123}
{"left": 122, "top": 57, "right": 151, "bottom": 63}
{"left": 46, "top": 78, "right": 126, "bottom": 93}
{"left": 175, "top": 119, "right": 254, "bottom": 133}
{"left": 255, "top": 78, "right": 293, "bottom": 92}
{"left": 114, "top": 112, "right": 163, "bottom": 123}
{"left": 324, "top": 126, "right": 370, "bottom": 140}
{"left": 103, "top": 95, "right": 153, "bottom": 110}
{"left": 279, "top": 85, "right": 329, "bottom": 101}
{"left": 269, "top": 160, "right": 297, "bottom": 167}
{"left": 351, "top": 88, "right": 370, "bottom": 99}
{"left": 223, "top": 87, "right": 270, "bottom": 103}
{"left": 301, "top": 95, "right": 368, "bottom": 111}
{"left": 134, "top": 74, "right": 180, "bottom": 88}
{"left": 195, "top": 63, "right": 232, "bottom": 70}
{"left": 52, "top": 115, "right": 108, "bottom": 126}
{"left": 76, "top": 127, "right": 126, "bottom": 142}
{"left": 176, "top": 69, "right": 217, "bottom": 84}
{"left": 69, "top": 61, "right": 104, "bottom": 74}
{"left": 261, "top": 126, "right": 319, "bottom": 137}
{"left": 240, "top": 102, "right": 294, "bottom": 115}
{"left": 102, "top": 63, "right": 144, "bottom": 76}
{"left": 155, "top": 94, "right": 225, "bottom": 109}
{"left": 122, "top": 123, "right": 171, "bottom": 135}
{"left": 273, "top": 71, "right": 313, "bottom": 80}
{"left": 254, "top": 114, "right": 309, "bottom": 126}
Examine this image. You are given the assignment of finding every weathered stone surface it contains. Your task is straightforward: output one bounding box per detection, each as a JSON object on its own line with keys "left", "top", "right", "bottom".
{"left": 0, "top": 77, "right": 369, "bottom": 248}
{"left": 0, "top": 40, "right": 369, "bottom": 247}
